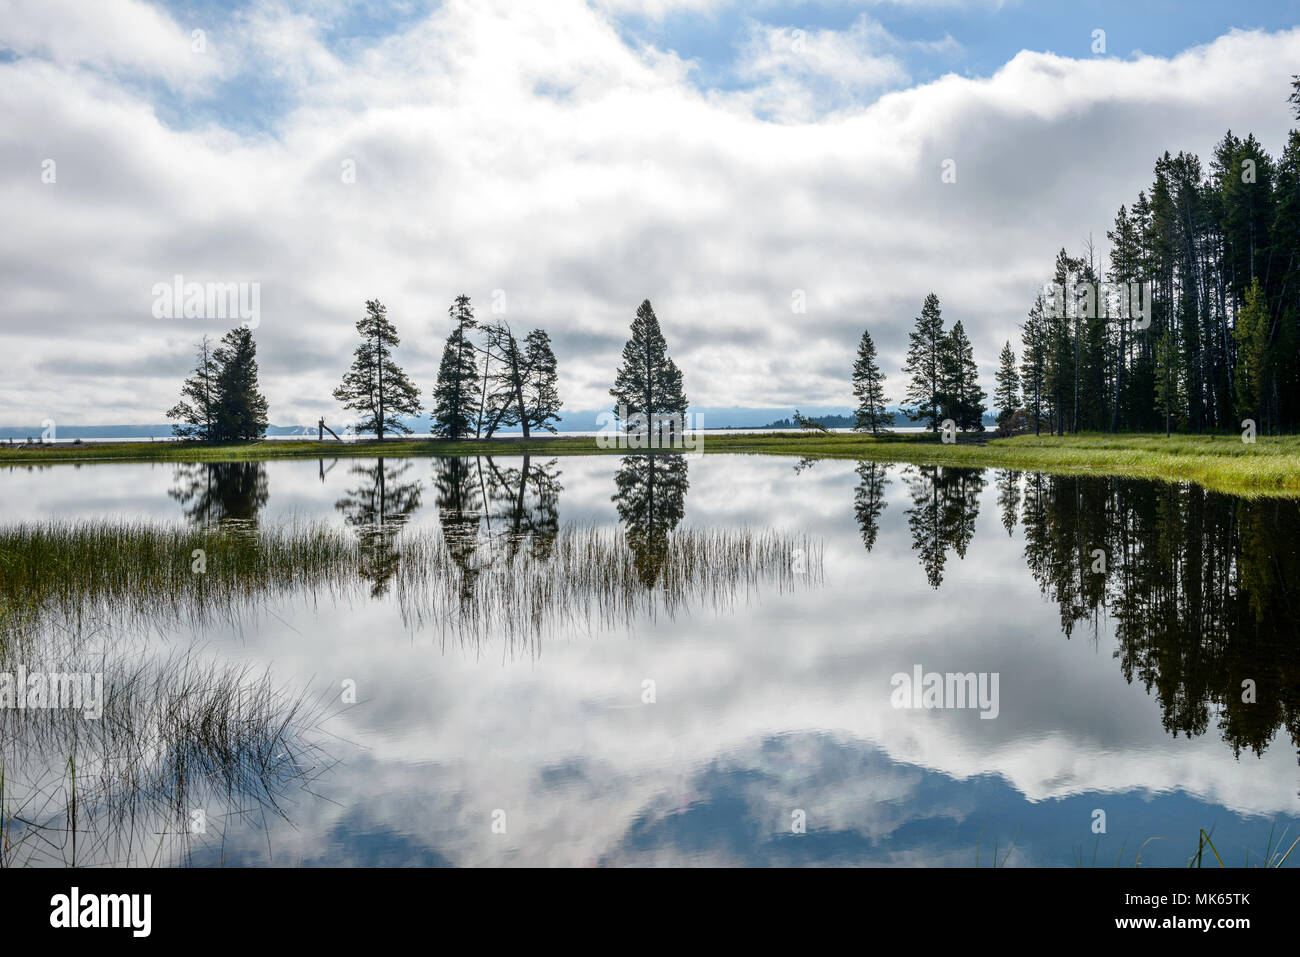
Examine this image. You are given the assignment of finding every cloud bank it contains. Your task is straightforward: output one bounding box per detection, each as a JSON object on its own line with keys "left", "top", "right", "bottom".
{"left": 0, "top": 0, "right": 1297, "bottom": 425}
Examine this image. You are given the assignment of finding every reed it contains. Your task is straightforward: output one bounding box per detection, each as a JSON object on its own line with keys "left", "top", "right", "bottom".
{"left": 0, "top": 519, "right": 822, "bottom": 650}
{"left": 0, "top": 649, "right": 332, "bottom": 867}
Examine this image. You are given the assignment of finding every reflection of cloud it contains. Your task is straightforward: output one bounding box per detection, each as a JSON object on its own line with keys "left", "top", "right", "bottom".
{"left": 6, "top": 454, "right": 1299, "bottom": 865}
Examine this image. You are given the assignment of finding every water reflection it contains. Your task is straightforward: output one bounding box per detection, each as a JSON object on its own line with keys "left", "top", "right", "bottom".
{"left": 901, "top": 465, "right": 986, "bottom": 589}
{"left": 853, "top": 461, "right": 890, "bottom": 552}
{"left": 0, "top": 642, "right": 329, "bottom": 867}
{"left": 336, "top": 458, "right": 423, "bottom": 596}
{"left": 428, "top": 455, "right": 565, "bottom": 606}
{"left": 995, "top": 469, "right": 1021, "bottom": 538}
{"left": 1013, "top": 473, "right": 1300, "bottom": 758}
{"left": 613, "top": 454, "right": 690, "bottom": 588}
{"left": 5, "top": 454, "right": 1300, "bottom": 866}
{"left": 480, "top": 454, "right": 563, "bottom": 561}
{"left": 169, "top": 462, "right": 269, "bottom": 527}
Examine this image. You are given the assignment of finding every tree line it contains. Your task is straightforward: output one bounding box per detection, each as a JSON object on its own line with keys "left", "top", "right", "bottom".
{"left": 848, "top": 78, "right": 1300, "bottom": 439}
{"left": 171, "top": 74, "right": 1300, "bottom": 447}
{"left": 849, "top": 292, "right": 993, "bottom": 436}
{"left": 1017, "top": 77, "right": 1300, "bottom": 436}
{"left": 168, "top": 295, "right": 689, "bottom": 442}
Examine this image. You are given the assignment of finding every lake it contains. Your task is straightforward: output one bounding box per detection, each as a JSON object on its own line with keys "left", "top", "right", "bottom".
{"left": 1, "top": 453, "right": 1297, "bottom": 867}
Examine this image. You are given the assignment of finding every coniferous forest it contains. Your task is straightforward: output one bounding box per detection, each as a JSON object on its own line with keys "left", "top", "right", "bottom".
{"left": 162, "top": 82, "right": 1300, "bottom": 446}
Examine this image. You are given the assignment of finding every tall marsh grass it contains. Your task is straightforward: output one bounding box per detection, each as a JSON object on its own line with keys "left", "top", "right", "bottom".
{"left": 0, "top": 519, "right": 823, "bottom": 650}
{"left": 0, "top": 649, "right": 333, "bottom": 867}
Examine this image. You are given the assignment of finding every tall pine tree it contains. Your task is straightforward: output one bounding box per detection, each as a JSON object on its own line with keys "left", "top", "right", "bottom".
{"left": 901, "top": 292, "right": 946, "bottom": 432}
{"left": 993, "top": 341, "right": 1021, "bottom": 429}
{"left": 523, "top": 329, "right": 562, "bottom": 434}
{"left": 610, "top": 299, "right": 688, "bottom": 434}
{"left": 851, "top": 328, "right": 893, "bottom": 435}
{"left": 431, "top": 295, "right": 480, "bottom": 439}
{"left": 939, "top": 321, "right": 987, "bottom": 432}
{"left": 334, "top": 299, "right": 422, "bottom": 441}
{"left": 212, "top": 326, "right": 269, "bottom": 441}
{"left": 166, "top": 334, "right": 221, "bottom": 441}
{"left": 1020, "top": 296, "right": 1048, "bottom": 435}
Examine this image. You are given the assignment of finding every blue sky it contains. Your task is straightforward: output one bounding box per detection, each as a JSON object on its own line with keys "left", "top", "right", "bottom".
{"left": 620, "top": 0, "right": 1300, "bottom": 86}
{"left": 84, "top": 0, "right": 1300, "bottom": 133}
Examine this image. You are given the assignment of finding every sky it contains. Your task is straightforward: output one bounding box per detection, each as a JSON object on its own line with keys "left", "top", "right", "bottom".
{"left": 1, "top": 0, "right": 1298, "bottom": 427}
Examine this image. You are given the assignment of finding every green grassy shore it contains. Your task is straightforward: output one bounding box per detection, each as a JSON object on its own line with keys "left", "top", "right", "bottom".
{"left": 3, "top": 431, "right": 1299, "bottom": 496}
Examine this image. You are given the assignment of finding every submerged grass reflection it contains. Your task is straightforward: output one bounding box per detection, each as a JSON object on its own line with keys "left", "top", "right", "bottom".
{"left": 0, "top": 648, "right": 334, "bottom": 867}
{"left": 0, "top": 519, "right": 823, "bottom": 650}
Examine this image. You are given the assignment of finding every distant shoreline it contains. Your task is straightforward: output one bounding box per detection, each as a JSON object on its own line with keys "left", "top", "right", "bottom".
{"left": 3, "top": 432, "right": 1298, "bottom": 497}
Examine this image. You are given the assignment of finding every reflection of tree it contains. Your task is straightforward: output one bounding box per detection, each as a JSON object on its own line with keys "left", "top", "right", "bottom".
{"left": 1021, "top": 472, "right": 1111, "bottom": 639}
{"left": 901, "top": 465, "right": 985, "bottom": 589}
{"left": 169, "top": 462, "right": 268, "bottom": 527}
{"left": 613, "top": 454, "right": 690, "bottom": 588}
{"left": 432, "top": 456, "right": 564, "bottom": 603}
{"left": 334, "top": 458, "right": 422, "bottom": 596}
{"left": 1022, "top": 475, "right": 1300, "bottom": 758}
{"left": 852, "top": 461, "right": 890, "bottom": 552}
{"left": 481, "top": 454, "right": 562, "bottom": 562}
{"left": 995, "top": 470, "right": 1021, "bottom": 537}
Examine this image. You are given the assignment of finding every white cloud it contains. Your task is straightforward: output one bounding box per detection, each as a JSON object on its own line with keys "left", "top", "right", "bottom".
{"left": 729, "top": 14, "right": 964, "bottom": 122}
{"left": 0, "top": 2, "right": 1297, "bottom": 427}
{"left": 0, "top": 0, "right": 228, "bottom": 92}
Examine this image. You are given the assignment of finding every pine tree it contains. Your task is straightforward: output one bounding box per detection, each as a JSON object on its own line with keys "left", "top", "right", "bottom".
{"left": 1233, "top": 278, "right": 1269, "bottom": 430}
{"left": 166, "top": 335, "right": 221, "bottom": 441}
{"left": 1020, "top": 297, "right": 1048, "bottom": 435}
{"left": 939, "top": 321, "right": 987, "bottom": 432}
{"left": 993, "top": 341, "right": 1021, "bottom": 429}
{"left": 476, "top": 320, "right": 528, "bottom": 438}
{"left": 334, "top": 299, "right": 422, "bottom": 440}
{"left": 1105, "top": 203, "right": 1141, "bottom": 432}
{"left": 901, "top": 292, "right": 946, "bottom": 432}
{"left": 475, "top": 322, "right": 563, "bottom": 438}
{"left": 212, "top": 326, "right": 269, "bottom": 441}
{"left": 851, "top": 328, "right": 893, "bottom": 435}
{"left": 610, "top": 299, "right": 688, "bottom": 436}
{"left": 1154, "top": 327, "right": 1182, "bottom": 438}
{"left": 523, "top": 329, "right": 562, "bottom": 433}
{"left": 430, "top": 295, "right": 480, "bottom": 439}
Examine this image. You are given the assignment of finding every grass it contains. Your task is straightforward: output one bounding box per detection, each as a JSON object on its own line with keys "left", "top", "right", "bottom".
{"left": 0, "top": 650, "right": 332, "bottom": 867}
{"left": 0, "top": 519, "right": 822, "bottom": 649}
{"left": 0, "top": 517, "right": 820, "bottom": 862}
{"left": 5, "top": 431, "right": 1300, "bottom": 495}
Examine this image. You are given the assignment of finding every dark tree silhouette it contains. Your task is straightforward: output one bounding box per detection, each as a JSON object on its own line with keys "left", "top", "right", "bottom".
{"left": 212, "top": 326, "right": 270, "bottom": 441}
{"left": 431, "top": 295, "right": 480, "bottom": 439}
{"left": 335, "top": 458, "right": 423, "bottom": 595}
{"left": 169, "top": 461, "right": 268, "bottom": 527}
{"left": 335, "top": 299, "right": 422, "bottom": 441}
{"left": 610, "top": 300, "right": 688, "bottom": 439}
{"left": 851, "top": 328, "right": 893, "bottom": 435}
{"left": 901, "top": 293, "right": 946, "bottom": 432}
{"left": 612, "top": 454, "right": 689, "bottom": 588}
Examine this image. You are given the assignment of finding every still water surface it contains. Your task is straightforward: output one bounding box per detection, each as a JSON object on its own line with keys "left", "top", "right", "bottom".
{"left": 2, "top": 453, "right": 1298, "bottom": 866}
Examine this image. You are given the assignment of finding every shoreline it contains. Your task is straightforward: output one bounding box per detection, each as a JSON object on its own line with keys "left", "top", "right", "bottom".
{"left": 3, "top": 431, "right": 1298, "bottom": 497}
